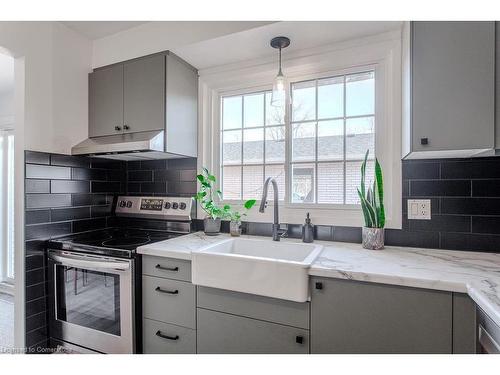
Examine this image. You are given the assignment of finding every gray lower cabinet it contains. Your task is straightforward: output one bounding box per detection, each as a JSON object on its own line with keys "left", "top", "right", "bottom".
{"left": 196, "top": 286, "right": 310, "bottom": 354}
{"left": 142, "top": 275, "right": 196, "bottom": 329}
{"left": 310, "top": 277, "right": 453, "bottom": 354}
{"left": 142, "top": 255, "right": 196, "bottom": 354}
{"left": 197, "top": 308, "right": 309, "bottom": 354}
{"left": 143, "top": 318, "right": 196, "bottom": 354}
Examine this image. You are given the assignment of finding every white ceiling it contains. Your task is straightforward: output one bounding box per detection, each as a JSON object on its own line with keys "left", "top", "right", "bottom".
{"left": 0, "top": 52, "right": 14, "bottom": 97}
{"left": 62, "top": 21, "right": 149, "bottom": 39}
{"left": 173, "top": 21, "right": 403, "bottom": 70}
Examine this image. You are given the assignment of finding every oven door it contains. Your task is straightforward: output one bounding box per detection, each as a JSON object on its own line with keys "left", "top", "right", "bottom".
{"left": 48, "top": 249, "right": 135, "bottom": 354}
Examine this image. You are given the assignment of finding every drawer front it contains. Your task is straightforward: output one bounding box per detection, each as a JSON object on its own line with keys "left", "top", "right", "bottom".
{"left": 142, "top": 255, "right": 191, "bottom": 281}
{"left": 197, "top": 308, "right": 309, "bottom": 354}
{"left": 143, "top": 318, "right": 196, "bottom": 354}
{"left": 197, "top": 286, "right": 309, "bottom": 329}
{"left": 143, "top": 275, "right": 196, "bottom": 328}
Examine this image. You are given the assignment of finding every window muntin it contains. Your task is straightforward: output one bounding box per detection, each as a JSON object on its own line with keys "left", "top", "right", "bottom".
{"left": 290, "top": 71, "right": 375, "bottom": 205}
{"left": 221, "top": 91, "right": 286, "bottom": 201}
{"left": 220, "top": 69, "right": 375, "bottom": 206}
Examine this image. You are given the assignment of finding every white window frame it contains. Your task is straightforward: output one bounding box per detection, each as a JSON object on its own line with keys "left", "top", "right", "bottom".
{"left": 198, "top": 31, "right": 402, "bottom": 228}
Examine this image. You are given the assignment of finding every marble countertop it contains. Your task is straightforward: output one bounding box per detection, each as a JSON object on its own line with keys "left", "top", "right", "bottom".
{"left": 137, "top": 231, "right": 500, "bottom": 326}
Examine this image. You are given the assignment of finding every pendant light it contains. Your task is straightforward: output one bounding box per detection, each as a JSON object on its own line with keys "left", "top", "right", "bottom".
{"left": 270, "top": 36, "right": 290, "bottom": 107}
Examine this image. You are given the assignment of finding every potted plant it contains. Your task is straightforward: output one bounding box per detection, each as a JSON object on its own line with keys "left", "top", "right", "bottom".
{"left": 227, "top": 199, "right": 257, "bottom": 236}
{"left": 194, "top": 168, "right": 230, "bottom": 236}
{"left": 357, "top": 150, "right": 385, "bottom": 250}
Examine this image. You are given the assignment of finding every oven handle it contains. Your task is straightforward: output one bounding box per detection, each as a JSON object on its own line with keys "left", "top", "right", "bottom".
{"left": 49, "top": 252, "right": 130, "bottom": 271}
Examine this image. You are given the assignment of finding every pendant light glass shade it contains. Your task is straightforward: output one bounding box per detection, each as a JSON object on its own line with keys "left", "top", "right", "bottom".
{"left": 271, "top": 71, "right": 286, "bottom": 107}
{"left": 269, "top": 36, "right": 290, "bottom": 108}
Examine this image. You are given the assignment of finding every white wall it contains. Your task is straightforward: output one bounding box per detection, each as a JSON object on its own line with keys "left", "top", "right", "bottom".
{"left": 92, "top": 21, "right": 274, "bottom": 68}
{"left": 0, "top": 91, "right": 14, "bottom": 125}
{"left": 0, "top": 21, "right": 92, "bottom": 154}
{"left": 0, "top": 21, "right": 92, "bottom": 349}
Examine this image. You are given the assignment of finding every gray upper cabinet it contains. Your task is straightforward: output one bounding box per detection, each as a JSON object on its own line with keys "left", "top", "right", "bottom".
{"left": 89, "top": 64, "right": 124, "bottom": 137}
{"left": 404, "top": 21, "right": 496, "bottom": 158}
{"left": 123, "top": 54, "right": 165, "bottom": 134}
{"left": 88, "top": 52, "right": 198, "bottom": 157}
{"left": 310, "top": 277, "right": 453, "bottom": 354}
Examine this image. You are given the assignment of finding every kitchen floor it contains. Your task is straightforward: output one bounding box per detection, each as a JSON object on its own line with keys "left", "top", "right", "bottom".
{"left": 0, "top": 292, "right": 14, "bottom": 351}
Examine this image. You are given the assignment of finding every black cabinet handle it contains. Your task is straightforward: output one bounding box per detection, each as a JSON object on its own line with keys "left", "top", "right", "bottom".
{"left": 123, "top": 125, "right": 130, "bottom": 131}
{"left": 156, "top": 330, "right": 179, "bottom": 341}
{"left": 155, "top": 264, "right": 179, "bottom": 272}
{"left": 315, "top": 282, "right": 323, "bottom": 290}
{"left": 155, "top": 286, "right": 179, "bottom": 295}
{"left": 420, "top": 137, "right": 429, "bottom": 145}
{"left": 114, "top": 126, "right": 122, "bottom": 131}
{"left": 296, "top": 336, "right": 304, "bottom": 344}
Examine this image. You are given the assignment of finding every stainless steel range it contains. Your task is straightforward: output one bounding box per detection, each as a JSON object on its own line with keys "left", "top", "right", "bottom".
{"left": 47, "top": 195, "right": 193, "bottom": 354}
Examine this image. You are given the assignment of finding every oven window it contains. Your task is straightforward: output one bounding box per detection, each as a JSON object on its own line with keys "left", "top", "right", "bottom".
{"left": 55, "top": 266, "right": 121, "bottom": 336}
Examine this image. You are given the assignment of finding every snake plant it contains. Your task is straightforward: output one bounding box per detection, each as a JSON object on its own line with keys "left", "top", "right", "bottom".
{"left": 357, "top": 150, "right": 385, "bottom": 228}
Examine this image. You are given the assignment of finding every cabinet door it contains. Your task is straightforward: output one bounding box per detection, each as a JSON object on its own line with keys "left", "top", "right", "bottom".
{"left": 412, "top": 21, "right": 495, "bottom": 152}
{"left": 123, "top": 54, "right": 165, "bottom": 134}
{"left": 89, "top": 65, "right": 124, "bottom": 137}
{"left": 310, "top": 277, "right": 452, "bottom": 354}
{"left": 143, "top": 318, "right": 196, "bottom": 354}
{"left": 197, "top": 308, "right": 309, "bottom": 354}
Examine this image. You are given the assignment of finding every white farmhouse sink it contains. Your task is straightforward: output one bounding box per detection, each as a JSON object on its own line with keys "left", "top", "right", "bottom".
{"left": 191, "top": 238, "right": 323, "bottom": 302}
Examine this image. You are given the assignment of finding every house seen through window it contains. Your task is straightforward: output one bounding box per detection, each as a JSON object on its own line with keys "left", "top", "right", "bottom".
{"left": 220, "top": 70, "right": 375, "bottom": 205}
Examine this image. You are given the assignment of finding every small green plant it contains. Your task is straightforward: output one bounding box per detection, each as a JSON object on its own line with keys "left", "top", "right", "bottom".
{"left": 194, "top": 167, "right": 256, "bottom": 220}
{"left": 194, "top": 167, "right": 229, "bottom": 220}
{"left": 357, "top": 150, "right": 385, "bottom": 228}
{"left": 228, "top": 199, "right": 257, "bottom": 222}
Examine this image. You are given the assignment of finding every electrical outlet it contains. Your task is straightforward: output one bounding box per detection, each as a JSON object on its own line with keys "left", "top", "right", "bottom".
{"left": 407, "top": 199, "right": 431, "bottom": 220}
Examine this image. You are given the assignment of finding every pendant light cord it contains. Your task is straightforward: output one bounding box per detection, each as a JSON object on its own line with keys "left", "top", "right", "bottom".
{"left": 278, "top": 47, "right": 283, "bottom": 76}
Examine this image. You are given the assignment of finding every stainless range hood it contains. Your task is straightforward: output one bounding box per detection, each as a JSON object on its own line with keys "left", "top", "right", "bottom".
{"left": 71, "top": 130, "right": 182, "bottom": 160}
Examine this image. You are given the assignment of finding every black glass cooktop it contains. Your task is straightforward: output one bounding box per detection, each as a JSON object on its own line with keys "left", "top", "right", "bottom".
{"left": 48, "top": 227, "right": 185, "bottom": 258}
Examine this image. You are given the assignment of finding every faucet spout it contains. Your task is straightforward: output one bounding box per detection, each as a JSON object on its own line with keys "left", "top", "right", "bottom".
{"left": 259, "top": 177, "right": 282, "bottom": 241}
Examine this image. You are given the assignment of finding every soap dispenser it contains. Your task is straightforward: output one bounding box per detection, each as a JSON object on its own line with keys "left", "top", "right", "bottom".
{"left": 302, "top": 212, "right": 314, "bottom": 243}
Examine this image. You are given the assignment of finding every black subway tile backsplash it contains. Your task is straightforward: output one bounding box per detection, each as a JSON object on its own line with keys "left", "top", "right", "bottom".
{"left": 410, "top": 180, "right": 471, "bottom": 197}
{"left": 26, "top": 164, "right": 71, "bottom": 180}
{"left": 26, "top": 179, "right": 50, "bottom": 193}
{"left": 402, "top": 161, "right": 440, "bottom": 180}
{"left": 26, "top": 194, "right": 72, "bottom": 209}
{"left": 51, "top": 180, "right": 90, "bottom": 194}
{"left": 472, "top": 180, "right": 500, "bottom": 197}
{"left": 24, "top": 151, "right": 128, "bottom": 349}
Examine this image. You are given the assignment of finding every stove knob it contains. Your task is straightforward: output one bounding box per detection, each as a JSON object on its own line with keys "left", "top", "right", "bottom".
{"left": 179, "top": 202, "right": 187, "bottom": 210}
{"left": 126, "top": 201, "right": 132, "bottom": 208}
{"left": 119, "top": 200, "right": 126, "bottom": 208}
{"left": 172, "top": 202, "right": 179, "bottom": 210}
{"left": 164, "top": 202, "right": 171, "bottom": 209}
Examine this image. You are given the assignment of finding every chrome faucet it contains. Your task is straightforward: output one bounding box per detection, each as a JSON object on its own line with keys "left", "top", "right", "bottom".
{"left": 259, "top": 177, "right": 286, "bottom": 241}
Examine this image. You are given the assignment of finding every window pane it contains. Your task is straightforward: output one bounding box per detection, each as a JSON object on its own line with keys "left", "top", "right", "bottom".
{"left": 292, "top": 122, "right": 316, "bottom": 162}
{"left": 346, "top": 71, "right": 374, "bottom": 117}
{"left": 243, "top": 128, "right": 264, "bottom": 164}
{"left": 291, "top": 164, "right": 315, "bottom": 203}
{"left": 345, "top": 160, "right": 374, "bottom": 204}
{"left": 318, "top": 76, "right": 343, "bottom": 119}
{"left": 244, "top": 93, "right": 264, "bottom": 128}
{"left": 222, "top": 96, "right": 242, "bottom": 130}
{"left": 346, "top": 117, "right": 375, "bottom": 160}
{"left": 222, "top": 130, "right": 242, "bottom": 165}
{"left": 264, "top": 164, "right": 285, "bottom": 201}
{"left": 317, "top": 162, "right": 344, "bottom": 204}
{"left": 318, "top": 120, "right": 343, "bottom": 161}
{"left": 265, "top": 126, "right": 285, "bottom": 163}
{"left": 265, "top": 92, "right": 284, "bottom": 125}
{"left": 222, "top": 166, "right": 242, "bottom": 200}
{"left": 292, "top": 80, "right": 315, "bottom": 122}
{"left": 243, "top": 165, "right": 263, "bottom": 200}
